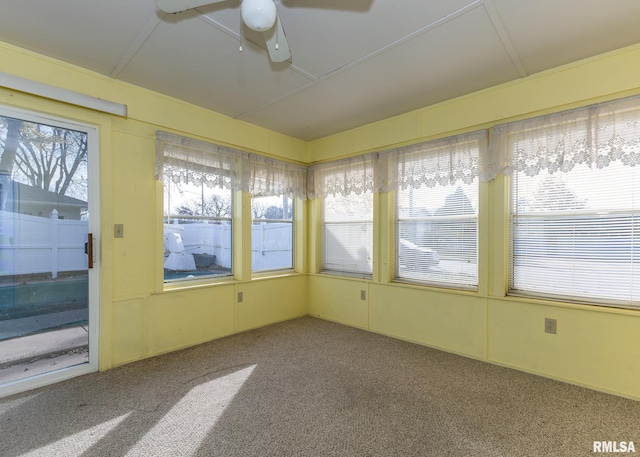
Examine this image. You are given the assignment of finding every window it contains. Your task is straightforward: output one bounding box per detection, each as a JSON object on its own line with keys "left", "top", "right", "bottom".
{"left": 323, "top": 190, "right": 374, "bottom": 276}
{"left": 388, "top": 131, "right": 484, "bottom": 289}
{"left": 252, "top": 194, "right": 293, "bottom": 272}
{"left": 309, "top": 154, "right": 376, "bottom": 277}
{"left": 492, "top": 95, "right": 640, "bottom": 308}
{"left": 164, "top": 181, "right": 233, "bottom": 282}
{"left": 158, "top": 134, "right": 242, "bottom": 283}
{"left": 156, "top": 131, "right": 306, "bottom": 283}
{"left": 248, "top": 153, "right": 305, "bottom": 274}
{"left": 396, "top": 184, "right": 478, "bottom": 288}
{"left": 156, "top": 132, "right": 248, "bottom": 282}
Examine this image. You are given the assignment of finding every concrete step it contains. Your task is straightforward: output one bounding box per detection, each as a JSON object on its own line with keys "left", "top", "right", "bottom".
{"left": 0, "top": 326, "right": 89, "bottom": 366}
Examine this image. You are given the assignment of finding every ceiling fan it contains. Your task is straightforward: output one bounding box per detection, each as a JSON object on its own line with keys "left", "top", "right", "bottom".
{"left": 156, "top": 0, "right": 292, "bottom": 63}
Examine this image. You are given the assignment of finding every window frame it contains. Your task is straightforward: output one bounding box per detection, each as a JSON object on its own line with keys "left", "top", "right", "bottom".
{"left": 320, "top": 190, "right": 374, "bottom": 278}
{"left": 308, "top": 153, "right": 377, "bottom": 279}
{"left": 162, "top": 171, "right": 235, "bottom": 285}
{"left": 498, "top": 95, "right": 640, "bottom": 310}
{"left": 508, "top": 165, "right": 640, "bottom": 309}
{"left": 393, "top": 183, "right": 479, "bottom": 290}
{"left": 156, "top": 131, "right": 307, "bottom": 287}
{"left": 387, "top": 130, "right": 486, "bottom": 291}
{"left": 251, "top": 194, "right": 295, "bottom": 274}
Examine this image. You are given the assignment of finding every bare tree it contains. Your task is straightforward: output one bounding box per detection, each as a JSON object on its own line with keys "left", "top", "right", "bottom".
{"left": 202, "top": 194, "right": 231, "bottom": 218}
{"left": 0, "top": 118, "right": 21, "bottom": 174}
{"left": 252, "top": 201, "right": 268, "bottom": 219}
{"left": 177, "top": 194, "right": 231, "bottom": 218}
{"left": 0, "top": 117, "right": 87, "bottom": 199}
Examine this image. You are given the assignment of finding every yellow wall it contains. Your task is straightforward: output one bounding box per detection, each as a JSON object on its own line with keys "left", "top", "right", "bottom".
{"left": 0, "top": 41, "right": 308, "bottom": 371}
{"left": 487, "top": 298, "right": 640, "bottom": 399}
{"left": 307, "top": 43, "right": 640, "bottom": 400}
{"left": 2, "top": 38, "right": 640, "bottom": 400}
{"left": 308, "top": 276, "right": 370, "bottom": 329}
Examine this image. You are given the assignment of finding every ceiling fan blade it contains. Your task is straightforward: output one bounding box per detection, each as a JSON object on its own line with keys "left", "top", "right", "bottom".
{"left": 263, "top": 15, "right": 291, "bottom": 63}
{"left": 155, "top": 0, "right": 227, "bottom": 14}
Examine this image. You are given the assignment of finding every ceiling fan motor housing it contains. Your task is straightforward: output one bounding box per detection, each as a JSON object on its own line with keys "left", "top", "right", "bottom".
{"left": 241, "top": 0, "right": 277, "bottom": 32}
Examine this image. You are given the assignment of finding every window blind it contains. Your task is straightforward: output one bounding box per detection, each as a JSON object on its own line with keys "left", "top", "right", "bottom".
{"left": 511, "top": 164, "right": 640, "bottom": 307}
{"left": 389, "top": 130, "right": 485, "bottom": 289}
{"left": 502, "top": 96, "right": 640, "bottom": 308}
{"left": 323, "top": 191, "right": 374, "bottom": 276}
{"left": 309, "top": 154, "right": 376, "bottom": 277}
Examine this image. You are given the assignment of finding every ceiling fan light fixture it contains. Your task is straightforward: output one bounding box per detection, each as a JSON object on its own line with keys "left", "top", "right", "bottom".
{"left": 241, "top": 0, "right": 277, "bottom": 32}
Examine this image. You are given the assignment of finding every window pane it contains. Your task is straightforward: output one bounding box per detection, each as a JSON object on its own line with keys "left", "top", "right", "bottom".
{"left": 164, "top": 180, "right": 232, "bottom": 282}
{"left": 511, "top": 161, "right": 640, "bottom": 306}
{"left": 396, "top": 182, "right": 478, "bottom": 288}
{"left": 252, "top": 195, "right": 293, "bottom": 272}
{"left": 323, "top": 191, "right": 373, "bottom": 276}
{"left": 0, "top": 114, "right": 90, "bottom": 376}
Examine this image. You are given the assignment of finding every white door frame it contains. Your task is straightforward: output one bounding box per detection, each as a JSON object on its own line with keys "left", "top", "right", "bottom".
{"left": 0, "top": 104, "right": 100, "bottom": 398}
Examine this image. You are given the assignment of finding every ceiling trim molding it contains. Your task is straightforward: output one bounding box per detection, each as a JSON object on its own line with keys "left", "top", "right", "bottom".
{"left": 110, "top": 13, "right": 165, "bottom": 78}
{"left": 483, "top": 0, "right": 528, "bottom": 78}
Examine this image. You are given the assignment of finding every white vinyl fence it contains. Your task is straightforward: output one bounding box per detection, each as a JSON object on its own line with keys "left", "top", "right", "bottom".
{"left": 0, "top": 210, "right": 88, "bottom": 278}
{"left": 164, "top": 221, "right": 292, "bottom": 271}
{"left": 251, "top": 222, "right": 293, "bottom": 271}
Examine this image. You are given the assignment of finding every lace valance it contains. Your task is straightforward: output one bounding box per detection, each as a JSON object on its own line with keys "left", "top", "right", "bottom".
{"left": 380, "top": 130, "right": 487, "bottom": 191}
{"left": 156, "top": 94, "right": 640, "bottom": 199}
{"left": 486, "top": 95, "right": 640, "bottom": 181}
{"left": 156, "top": 131, "right": 247, "bottom": 190}
{"left": 156, "top": 131, "right": 307, "bottom": 199}
{"left": 307, "top": 152, "right": 378, "bottom": 199}
{"left": 248, "top": 153, "right": 308, "bottom": 200}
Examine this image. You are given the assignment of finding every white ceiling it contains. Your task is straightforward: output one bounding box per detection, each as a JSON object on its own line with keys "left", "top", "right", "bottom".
{"left": 1, "top": 0, "right": 640, "bottom": 141}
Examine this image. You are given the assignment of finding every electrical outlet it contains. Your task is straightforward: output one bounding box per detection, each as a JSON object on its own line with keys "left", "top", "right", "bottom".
{"left": 360, "top": 290, "right": 366, "bottom": 300}
{"left": 237, "top": 291, "right": 243, "bottom": 303}
{"left": 544, "top": 318, "right": 557, "bottom": 334}
{"left": 114, "top": 224, "right": 124, "bottom": 238}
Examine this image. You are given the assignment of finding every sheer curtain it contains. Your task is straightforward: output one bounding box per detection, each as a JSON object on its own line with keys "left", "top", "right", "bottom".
{"left": 156, "top": 131, "right": 307, "bottom": 198}
{"left": 247, "top": 153, "right": 307, "bottom": 199}
{"left": 486, "top": 95, "right": 640, "bottom": 181}
{"left": 307, "top": 152, "right": 377, "bottom": 199}
{"left": 156, "top": 131, "right": 247, "bottom": 191}
{"left": 380, "top": 130, "right": 486, "bottom": 190}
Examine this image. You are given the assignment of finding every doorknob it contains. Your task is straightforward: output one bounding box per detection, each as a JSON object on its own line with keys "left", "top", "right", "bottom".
{"left": 85, "top": 233, "right": 94, "bottom": 269}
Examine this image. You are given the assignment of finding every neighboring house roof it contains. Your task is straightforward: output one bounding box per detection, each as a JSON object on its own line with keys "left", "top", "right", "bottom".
{"left": 4, "top": 179, "right": 86, "bottom": 211}
{"left": 15, "top": 181, "right": 86, "bottom": 206}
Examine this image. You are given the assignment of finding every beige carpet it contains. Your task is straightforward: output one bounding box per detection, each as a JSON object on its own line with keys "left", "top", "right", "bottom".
{"left": 0, "top": 316, "right": 638, "bottom": 456}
